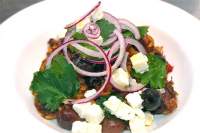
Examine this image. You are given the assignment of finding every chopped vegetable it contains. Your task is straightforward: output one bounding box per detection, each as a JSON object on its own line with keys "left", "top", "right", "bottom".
{"left": 131, "top": 54, "right": 167, "bottom": 89}
{"left": 30, "top": 55, "right": 80, "bottom": 112}
{"left": 138, "top": 26, "right": 149, "bottom": 38}
{"left": 122, "top": 26, "right": 149, "bottom": 39}
{"left": 96, "top": 19, "right": 116, "bottom": 41}
{"left": 72, "top": 32, "right": 87, "bottom": 40}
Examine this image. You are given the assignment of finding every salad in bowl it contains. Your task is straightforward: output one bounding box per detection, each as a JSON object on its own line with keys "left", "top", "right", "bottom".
{"left": 29, "top": 2, "right": 177, "bottom": 133}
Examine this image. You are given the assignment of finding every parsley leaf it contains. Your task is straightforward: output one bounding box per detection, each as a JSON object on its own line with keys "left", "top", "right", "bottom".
{"left": 122, "top": 26, "right": 149, "bottom": 39}
{"left": 138, "top": 26, "right": 149, "bottom": 38}
{"left": 96, "top": 19, "right": 115, "bottom": 41}
{"left": 131, "top": 54, "right": 167, "bottom": 89}
{"left": 72, "top": 32, "right": 87, "bottom": 40}
{"left": 30, "top": 55, "right": 80, "bottom": 112}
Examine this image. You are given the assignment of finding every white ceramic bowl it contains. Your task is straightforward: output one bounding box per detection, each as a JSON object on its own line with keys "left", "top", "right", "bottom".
{"left": 0, "top": 0, "right": 200, "bottom": 133}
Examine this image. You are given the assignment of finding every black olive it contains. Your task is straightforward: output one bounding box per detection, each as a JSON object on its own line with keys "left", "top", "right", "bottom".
{"left": 71, "top": 53, "right": 105, "bottom": 72}
{"left": 84, "top": 76, "right": 104, "bottom": 88}
{"left": 141, "top": 88, "right": 162, "bottom": 112}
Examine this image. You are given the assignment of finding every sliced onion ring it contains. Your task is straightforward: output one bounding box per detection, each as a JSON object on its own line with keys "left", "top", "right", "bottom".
{"left": 65, "top": 1, "right": 101, "bottom": 29}
{"left": 46, "top": 39, "right": 111, "bottom": 104}
{"left": 62, "top": 30, "right": 125, "bottom": 77}
{"left": 83, "top": 23, "right": 100, "bottom": 39}
{"left": 119, "top": 18, "right": 140, "bottom": 40}
{"left": 120, "top": 52, "right": 129, "bottom": 71}
{"left": 125, "top": 38, "right": 146, "bottom": 54}
{"left": 103, "top": 12, "right": 121, "bottom": 32}
{"left": 102, "top": 35, "right": 117, "bottom": 46}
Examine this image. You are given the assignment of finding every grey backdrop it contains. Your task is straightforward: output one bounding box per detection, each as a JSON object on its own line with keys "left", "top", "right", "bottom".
{"left": 0, "top": 0, "right": 200, "bottom": 24}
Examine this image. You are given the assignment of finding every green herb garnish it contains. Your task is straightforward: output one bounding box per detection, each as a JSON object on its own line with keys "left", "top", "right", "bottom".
{"left": 122, "top": 26, "right": 149, "bottom": 39}
{"left": 30, "top": 55, "right": 80, "bottom": 112}
{"left": 131, "top": 54, "right": 167, "bottom": 89}
{"left": 96, "top": 19, "right": 116, "bottom": 41}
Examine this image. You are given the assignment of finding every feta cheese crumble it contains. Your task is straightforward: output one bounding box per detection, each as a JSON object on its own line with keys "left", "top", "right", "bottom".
{"left": 73, "top": 102, "right": 104, "bottom": 124}
{"left": 130, "top": 52, "right": 149, "bottom": 73}
{"left": 129, "top": 117, "right": 147, "bottom": 133}
{"left": 72, "top": 121, "right": 102, "bottom": 133}
{"left": 103, "top": 96, "right": 137, "bottom": 121}
{"left": 111, "top": 68, "right": 130, "bottom": 88}
{"left": 126, "top": 92, "right": 143, "bottom": 109}
{"left": 144, "top": 112, "right": 154, "bottom": 126}
{"left": 84, "top": 89, "right": 97, "bottom": 98}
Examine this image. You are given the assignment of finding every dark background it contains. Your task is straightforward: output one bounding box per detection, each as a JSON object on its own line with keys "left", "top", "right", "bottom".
{"left": 0, "top": 0, "right": 200, "bottom": 24}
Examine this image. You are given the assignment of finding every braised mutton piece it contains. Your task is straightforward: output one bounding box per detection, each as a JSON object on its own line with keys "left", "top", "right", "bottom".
{"left": 57, "top": 105, "right": 81, "bottom": 130}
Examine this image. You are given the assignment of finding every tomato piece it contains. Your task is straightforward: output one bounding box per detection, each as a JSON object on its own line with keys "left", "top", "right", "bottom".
{"left": 166, "top": 63, "right": 173, "bottom": 73}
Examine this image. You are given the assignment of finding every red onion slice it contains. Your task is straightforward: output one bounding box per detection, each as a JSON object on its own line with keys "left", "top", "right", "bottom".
{"left": 65, "top": 1, "right": 101, "bottom": 29}
{"left": 120, "top": 52, "right": 129, "bottom": 71}
{"left": 62, "top": 30, "right": 125, "bottom": 77}
{"left": 119, "top": 18, "right": 140, "bottom": 40}
{"left": 101, "top": 34, "right": 117, "bottom": 46}
{"left": 83, "top": 23, "right": 101, "bottom": 39}
{"left": 46, "top": 39, "right": 111, "bottom": 104}
{"left": 125, "top": 38, "right": 146, "bottom": 54}
{"left": 103, "top": 12, "right": 121, "bottom": 32}
{"left": 64, "top": 30, "right": 125, "bottom": 77}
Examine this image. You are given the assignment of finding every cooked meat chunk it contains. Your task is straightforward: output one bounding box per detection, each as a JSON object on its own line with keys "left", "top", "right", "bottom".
{"left": 57, "top": 105, "right": 81, "bottom": 130}
{"left": 141, "top": 35, "right": 163, "bottom": 56}
{"left": 102, "top": 118, "right": 126, "bottom": 133}
{"left": 162, "top": 81, "right": 177, "bottom": 114}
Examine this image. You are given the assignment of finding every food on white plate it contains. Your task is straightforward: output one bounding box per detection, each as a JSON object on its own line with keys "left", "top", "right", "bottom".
{"left": 29, "top": 1, "right": 177, "bottom": 133}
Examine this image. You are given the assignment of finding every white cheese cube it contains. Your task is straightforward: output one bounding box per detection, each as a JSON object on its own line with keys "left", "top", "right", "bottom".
{"left": 89, "top": 36, "right": 103, "bottom": 45}
{"left": 72, "top": 121, "right": 102, "bottom": 133}
{"left": 129, "top": 117, "right": 147, "bottom": 133}
{"left": 91, "top": 7, "right": 103, "bottom": 21}
{"left": 84, "top": 89, "right": 97, "bottom": 98}
{"left": 115, "top": 102, "right": 136, "bottom": 120}
{"left": 145, "top": 112, "right": 154, "bottom": 126}
{"left": 87, "top": 122, "right": 102, "bottom": 133}
{"left": 76, "top": 17, "right": 91, "bottom": 32}
{"left": 73, "top": 102, "right": 92, "bottom": 118}
{"left": 103, "top": 96, "right": 122, "bottom": 114}
{"left": 84, "top": 104, "right": 104, "bottom": 124}
{"left": 130, "top": 52, "right": 149, "bottom": 73}
{"left": 111, "top": 68, "right": 130, "bottom": 88}
{"left": 73, "top": 102, "right": 104, "bottom": 124}
{"left": 72, "top": 121, "right": 88, "bottom": 133}
{"left": 104, "top": 96, "right": 143, "bottom": 121}
{"left": 126, "top": 92, "right": 143, "bottom": 109}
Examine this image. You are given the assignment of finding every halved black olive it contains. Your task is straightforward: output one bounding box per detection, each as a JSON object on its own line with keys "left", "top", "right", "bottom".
{"left": 84, "top": 76, "right": 104, "bottom": 88}
{"left": 141, "top": 88, "right": 162, "bottom": 112}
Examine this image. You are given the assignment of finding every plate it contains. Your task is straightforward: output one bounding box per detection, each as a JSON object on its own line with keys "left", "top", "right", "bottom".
{"left": 0, "top": 0, "right": 200, "bottom": 132}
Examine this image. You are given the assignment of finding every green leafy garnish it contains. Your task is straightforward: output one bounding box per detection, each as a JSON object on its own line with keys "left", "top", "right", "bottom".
{"left": 138, "top": 26, "right": 149, "bottom": 38}
{"left": 131, "top": 54, "right": 167, "bottom": 89}
{"left": 96, "top": 19, "right": 115, "bottom": 41}
{"left": 72, "top": 32, "right": 87, "bottom": 40}
{"left": 122, "top": 26, "right": 149, "bottom": 39}
{"left": 30, "top": 55, "right": 80, "bottom": 112}
{"left": 71, "top": 32, "right": 97, "bottom": 52}
{"left": 96, "top": 92, "right": 124, "bottom": 119}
